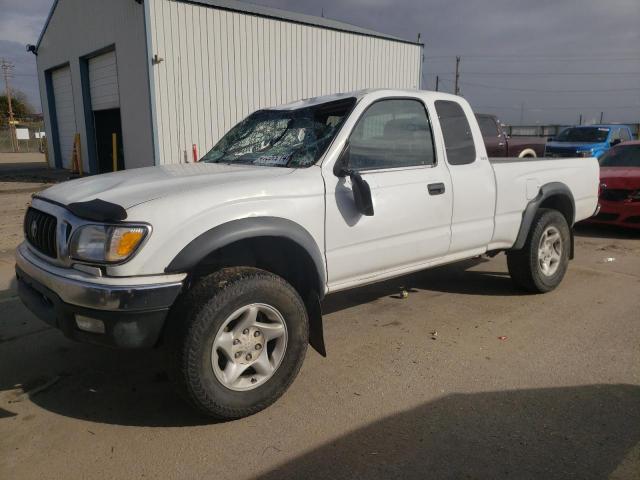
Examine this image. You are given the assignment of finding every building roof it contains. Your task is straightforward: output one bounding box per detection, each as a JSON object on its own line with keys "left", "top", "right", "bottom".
{"left": 190, "top": 0, "right": 420, "bottom": 44}
{"left": 36, "top": 0, "right": 422, "bottom": 50}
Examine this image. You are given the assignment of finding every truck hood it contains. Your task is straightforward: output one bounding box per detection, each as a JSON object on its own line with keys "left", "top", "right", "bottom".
{"left": 599, "top": 167, "right": 640, "bottom": 189}
{"left": 38, "top": 163, "right": 295, "bottom": 210}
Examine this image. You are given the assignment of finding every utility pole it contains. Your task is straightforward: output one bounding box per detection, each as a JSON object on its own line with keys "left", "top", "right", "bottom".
{"left": 599, "top": 111, "right": 604, "bottom": 123}
{"left": 454, "top": 56, "right": 461, "bottom": 95}
{"left": 579, "top": 113, "right": 583, "bottom": 125}
{"left": 1, "top": 59, "right": 17, "bottom": 152}
{"left": 435, "top": 75, "right": 439, "bottom": 92}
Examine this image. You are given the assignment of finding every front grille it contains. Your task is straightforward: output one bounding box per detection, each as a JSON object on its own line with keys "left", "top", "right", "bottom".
{"left": 593, "top": 212, "right": 619, "bottom": 222}
{"left": 600, "top": 189, "right": 631, "bottom": 202}
{"left": 24, "top": 208, "right": 58, "bottom": 258}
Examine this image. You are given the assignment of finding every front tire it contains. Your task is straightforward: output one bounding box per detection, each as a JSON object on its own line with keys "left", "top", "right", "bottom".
{"left": 507, "top": 208, "right": 570, "bottom": 293}
{"left": 165, "top": 267, "right": 309, "bottom": 420}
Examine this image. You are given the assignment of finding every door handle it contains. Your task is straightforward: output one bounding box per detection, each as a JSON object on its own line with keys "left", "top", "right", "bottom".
{"left": 428, "top": 183, "right": 445, "bottom": 195}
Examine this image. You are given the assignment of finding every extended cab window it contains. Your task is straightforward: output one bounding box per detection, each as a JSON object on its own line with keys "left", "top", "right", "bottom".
{"left": 348, "top": 99, "right": 435, "bottom": 170}
{"left": 435, "top": 100, "right": 476, "bottom": 165}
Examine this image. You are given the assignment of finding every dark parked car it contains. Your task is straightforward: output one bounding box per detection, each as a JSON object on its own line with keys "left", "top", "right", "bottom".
{"left": 475, "top": 114, "right": 546, "bottom": 158}
{"left": 587, "top": 141, "right": 640, "bottom": 229}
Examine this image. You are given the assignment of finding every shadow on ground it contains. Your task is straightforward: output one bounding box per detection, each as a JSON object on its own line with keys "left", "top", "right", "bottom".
{"left": 0, "top": 259, "right": 524, "bottom": 427}
{"left": 259, "top": 384, "right": 640, "bottom": 480}
{"left": 575, "top": 222, "right": 640, "bottom": 240}
{"left": 324, "top": 257, "right": 518, "bottom": 315}
{"left": 0, "top": 334, "right": 208, "bottom": 427}
{"left": 0, "top": 163, "right": 70, "bottom": 184}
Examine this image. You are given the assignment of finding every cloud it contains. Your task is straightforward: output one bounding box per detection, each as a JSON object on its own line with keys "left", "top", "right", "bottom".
{"left": 0, "top": 0, "right": 52, "bottom": 112}
{"left": 249, "top": 0, "right": 640, "bottom": 124}
{"left": 0, "top": 0, "right": 638, "bottom": 123}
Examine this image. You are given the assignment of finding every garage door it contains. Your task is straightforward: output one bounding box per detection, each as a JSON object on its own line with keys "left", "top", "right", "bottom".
{"left": 51, "top": 66, "right": 77, "bottom": 169}
{"left": 89, "top": 51, "right": 119, "bottom": 110}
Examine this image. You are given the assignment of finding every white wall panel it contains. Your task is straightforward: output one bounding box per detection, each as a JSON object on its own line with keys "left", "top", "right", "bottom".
{"left": 147, "top": 0, "right": 421, "bottom": 165}
{"left": 51, "top": 66, "right": 77, "bottom": 169}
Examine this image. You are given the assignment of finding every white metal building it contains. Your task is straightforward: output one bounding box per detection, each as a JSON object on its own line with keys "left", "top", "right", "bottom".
{"left": 34, "top": 0, "right": 423, "bottom": 173}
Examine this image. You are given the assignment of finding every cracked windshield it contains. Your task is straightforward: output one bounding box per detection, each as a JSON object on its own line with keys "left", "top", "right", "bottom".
{"left": 201, "top": 97, "right": 356, "bottom": 167}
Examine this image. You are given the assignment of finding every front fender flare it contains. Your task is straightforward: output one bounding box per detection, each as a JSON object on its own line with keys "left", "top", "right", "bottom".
{"left": 165, "top": 216, "right": 326, "bottom": 297}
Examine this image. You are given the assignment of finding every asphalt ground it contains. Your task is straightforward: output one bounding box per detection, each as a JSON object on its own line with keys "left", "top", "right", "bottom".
{"left": 1, "top": 153, "right": 639, "bottom": 479}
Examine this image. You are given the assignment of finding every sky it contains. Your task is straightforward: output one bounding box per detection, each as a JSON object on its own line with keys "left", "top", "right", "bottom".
{"left": 0, "top": 0, "right": 638, "bottom": 125}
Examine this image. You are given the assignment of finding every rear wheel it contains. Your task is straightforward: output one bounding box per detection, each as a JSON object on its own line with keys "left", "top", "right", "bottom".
{"left": 165, "top": 267, "right": 309, "bottom": 419}
{"left": 507, "top": 208, "right": 570, "bottom": 293}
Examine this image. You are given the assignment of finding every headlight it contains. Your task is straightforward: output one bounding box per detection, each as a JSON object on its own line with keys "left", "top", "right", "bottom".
{"left": 70, "top": 225, "right": 149, "bottom": 263}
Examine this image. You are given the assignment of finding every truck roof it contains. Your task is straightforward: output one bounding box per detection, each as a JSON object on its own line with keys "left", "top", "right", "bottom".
{"left": 269, "top": 89, "right": 460, "bottom": 110}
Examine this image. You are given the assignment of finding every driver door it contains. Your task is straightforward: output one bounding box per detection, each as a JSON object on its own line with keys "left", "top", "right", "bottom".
{"left": 324, "top": 97, "right": 453, "bottom": 291}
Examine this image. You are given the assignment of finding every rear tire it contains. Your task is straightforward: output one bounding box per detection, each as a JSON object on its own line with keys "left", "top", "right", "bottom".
{"left": 507, "top": 208, "right": 570, "bottom": 293}
{"left": 165, "top": 267, "right": 309, "bottom": 420}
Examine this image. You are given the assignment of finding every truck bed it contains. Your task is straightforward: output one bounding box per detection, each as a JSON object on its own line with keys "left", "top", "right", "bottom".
{"left": 487, "top": 156, "right": 599, "bottom": 251}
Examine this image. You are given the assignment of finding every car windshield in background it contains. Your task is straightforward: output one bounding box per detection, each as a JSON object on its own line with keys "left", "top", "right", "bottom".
{"left": 555, "top": 127, "right": 609, "bottom": 143}
{"left": 599, "top": 145, "right": 640, "bottom": 167}
{"left": 201, "top": 98, "right": 356, "bottom": 167}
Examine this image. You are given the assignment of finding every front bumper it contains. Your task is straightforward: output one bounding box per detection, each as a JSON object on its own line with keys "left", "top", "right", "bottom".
{"left": 15, "top": 244, "right": 185, "bottom": 348}
{"left": 586, "top": 200, "right": 640, "bottom": 230}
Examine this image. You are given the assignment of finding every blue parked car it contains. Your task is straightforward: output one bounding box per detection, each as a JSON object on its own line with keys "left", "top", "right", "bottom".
{"left": 545, "top": 124, "right": 633, "bottom": 159}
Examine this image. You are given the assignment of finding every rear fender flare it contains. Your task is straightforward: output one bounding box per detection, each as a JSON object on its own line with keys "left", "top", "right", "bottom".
{"left": 512, "top": 182, "right": 575, "bottom": 251}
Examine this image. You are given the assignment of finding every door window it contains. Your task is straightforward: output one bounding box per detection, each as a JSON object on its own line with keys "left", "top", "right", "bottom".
{"left": 348, "top": 99, "right": 435, "bottom": 170}
{"left": 620, "top": 128, "right": 631, "bottom": 141}
{"left": 477, "top": 115, "right": 499, "bottom": 137}
{"left": 435, "top": 100, "right": 476, "bottom": 165}
{"left": 610, "top": 128, "right": 621, "bottom": 142}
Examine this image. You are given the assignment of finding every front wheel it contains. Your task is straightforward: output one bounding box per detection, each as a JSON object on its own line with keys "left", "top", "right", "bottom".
{"left": 165, "top": 267, "right": 309, "bottom": 419}
{"left": 507, "top": 208, "right": 571, "bottom": 293}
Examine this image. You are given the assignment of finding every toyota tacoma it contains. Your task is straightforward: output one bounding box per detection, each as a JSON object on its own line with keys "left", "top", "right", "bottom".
{"left": 16, "top": 90, "right": 600, "bottom": 419}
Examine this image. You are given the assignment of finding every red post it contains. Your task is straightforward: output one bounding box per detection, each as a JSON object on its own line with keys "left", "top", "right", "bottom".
{"left": 192, "top": 144, "right": 198, "bottom": 162}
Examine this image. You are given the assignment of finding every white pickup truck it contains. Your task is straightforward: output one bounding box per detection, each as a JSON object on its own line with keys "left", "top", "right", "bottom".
{"left": 16, "top": 89, "right": 599, "bottom": 419}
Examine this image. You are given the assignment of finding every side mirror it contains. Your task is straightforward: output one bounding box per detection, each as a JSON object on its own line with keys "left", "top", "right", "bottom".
{"left": 611, "top": 138, "right": 621, "bottom": 146}
{"left": 350, "top": 172, "right": 374, "bottom": 216}
{"left": 334, "top": 143, "right": 374, "bottom": 216}
{"left": 547, "top": 137, "right": 554, "bottom": 142}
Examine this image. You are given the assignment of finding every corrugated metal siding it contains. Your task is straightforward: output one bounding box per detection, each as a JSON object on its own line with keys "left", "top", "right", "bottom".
{"left": 51, "top": 66, "right": 77, "bottom": 169}
{"left": 36, "top": 0, "right": 152, "bottom": 171}
{"left": 89, "top": 51, "right": 120, "bottom": 111}
{"left": 148, "top": 0, "right": 422, "bottom": 165}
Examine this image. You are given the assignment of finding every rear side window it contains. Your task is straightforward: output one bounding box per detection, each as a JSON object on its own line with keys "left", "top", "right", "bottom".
{"left": 435, "top": 100, "right": 476, "bottom": 165}
{"left": 348, "top": 99, "right": 436, "bottom": 170}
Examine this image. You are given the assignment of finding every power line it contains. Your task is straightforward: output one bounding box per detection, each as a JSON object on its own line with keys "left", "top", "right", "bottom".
{"left": 425, "top": 54, "right": 640, "bottom": 60}
{"left": 472, "top": 104, "right": 639, "bottom": 111}
{"left": 454, "top": 80, "right": 640, "bottom": 93}
{"left": 431, "top": 71, "right": 640, "bottom": 76}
